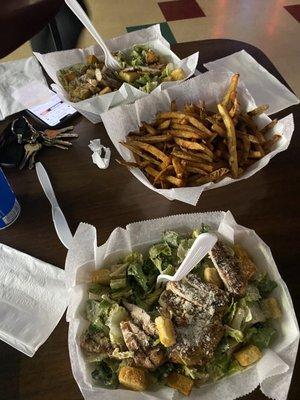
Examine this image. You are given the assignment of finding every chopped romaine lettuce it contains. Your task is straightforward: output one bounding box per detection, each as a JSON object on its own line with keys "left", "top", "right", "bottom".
{"left": 110, "top": 277, "right": 127, "bottom": 291}
{"left": 153, "top": 362, "right": 176, "bottom": 380}
{"left": 111, "top": 348, "right": 134, "bottom": 360}
{"left": 86, "top": 299, "right": 110, "bottom": 334}
{"left": 144, "top": 286, "right": 164, "bottom": 308}
{"left": 162, "top": 231, "right": 180, "bottom": 247}
{"left": 255, "top": 274, "right": 277, "bottom": 298}
{"left": 110, "top": 287, "right": 132, "bottom": 301}
{"left": 106, "top": 303, "right": 128, "bottom": 346}
{"left": 245, "top": 285, "right": 261, "bottom": 303}
{"left": 124, "top": 252, "right": 143, "bottom": 265}
{"left": 110, "top": 263, "right": 128, "bottom": 278}
{"left": 128, "top": 262, "right": 148, "bottom": 291}
{"left": 227, "top": 360, "right": 242, "bottom": 375}
{"left": 177, "top": 238, "right": 195, "bottom": 262}
{"left": 149, "top": 242, "right": 172, "bottom": 272}
{"left": 250, "top": 324, "right": 277, "bottom": 349}
{"left": 207, "top": 352, "right": 231, "bottom": 381}
{"left": 245, "top": 302, "right": 266, "bottom": 326}
{"left": 225, "top": 325, "right": 244, "bottom": 343}
{"left": 91, "top": 360, "right": 119, "bottom": 389}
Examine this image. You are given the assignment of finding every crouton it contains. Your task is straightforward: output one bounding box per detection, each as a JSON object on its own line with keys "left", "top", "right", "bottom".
{"left": 155, "top": 316, "right": 176, "bottom": 347}
{"left": 86, "top": 54, "right": 99, "bottom": 65}
{"left": 118, "top": 366, "right": 148, "bottom": 391}
{"left": 99, "top": 86, "right": 112, "bottom": 95}
{"left": 262, "top": 297, "right": 282, "bottom": 319}
{"left": 166, "top": 372, "right": 193, "bottom": 396}
{"left": 234, "top": 344, "right": 262, "bottom": 367}
{"left": 203, "top": 267, "right": 223, "bottom": 287}
{"left": 170, "top": 68, "right": 185, "bottom": 81}
{"left": 146, "top": 49, "right": 159, "bottom": 64}
{"left": 64, "top": 72, "right": 76, "bottom": 83}
{"left": 119, "top": 71, "right": 139, "bottom": 83}
{"left": 234, "top": 244, "right": 257, "bottom": 280}
{"left": 91, "top": 268, "right": 111, "bottom": 285}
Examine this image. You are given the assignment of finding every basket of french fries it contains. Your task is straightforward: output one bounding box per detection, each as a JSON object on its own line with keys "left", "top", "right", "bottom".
{"left": 34, "top": 25, "right": 198, "bottom": 123}
{"left": 101, "top": 69, "right": 294, "bottom": 205}
{"left": 66, "top": 211, "right": 299, "bottom": 400}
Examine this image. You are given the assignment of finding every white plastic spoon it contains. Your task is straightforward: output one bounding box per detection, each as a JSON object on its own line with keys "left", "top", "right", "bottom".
{"left": 156, "top": 232, "right": 218, "bottom": 287}
{"left": 65, "top": 0, "right": 121, "bottom": 70}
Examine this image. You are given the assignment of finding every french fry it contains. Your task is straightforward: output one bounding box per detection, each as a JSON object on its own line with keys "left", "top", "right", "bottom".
{"left": 248, "top": 104, "right": 269, "bottom": 116}
{"left": 157, "top": 119, "right": 171, "bottom": 130}
{"left": 172, "top": 157, "right": 185, "bottom": 178}
{"left": 171, "top": 123, "right": 209, "bottom": 138}
{"left": 190, "top": 167, "right": 229, "bottom": 185}
{"left": 154, "top": 165, "right": 174, "bottom": 185}
{"left": 222, "top": 73, "right": 239, "bottom": 107}
{"left": 263, "top": 134, "right": 281, "bottom": 150}
{"left": 157, "top": 112, "right": 212, "bottom": 136}
{"left": 129, "top": 141, "right": 170, "bottom": 165}
{"left": 169, "top": 130, "right": 204, "bottom": 140}
{"left": 260, "top": 119, "right": 278, "bottom": 134}
{"left": 174, "top": 137, "right": 213, "bottom": 157}
{"left": 121, "top": 142, "right": 161, "bottom": 166}
{"left": 142, "top": 121, "right": 158, "bottom": 135}
{"left": 249, "top": 150, "right": 263, "bottom": 158}
{"left": 171, "top": 148, "right": 213, "bottom": 164}
{"left": 185, "top": 160, "right": 213, "bottom": 172}
{"left": 128, "top": 134, "right": 172, "bottom": 143}
{"left": 212, "top": 123, "right": 226, "bottom": 136}
{"left": 217, "top": 104, "right": 239, "bottom": 178}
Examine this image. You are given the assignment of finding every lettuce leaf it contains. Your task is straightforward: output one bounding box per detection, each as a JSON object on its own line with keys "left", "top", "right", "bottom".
{"left": 106, "top": 304, "right": 128, "bottom": 346}
{"left": 124, "top": 252, "right": 143, "bottom": 265}
{"left": 245, "top": 285, "right": 261, "bottom": 303}
{"left": 250, "top": 324, "right": 277, "bottom": 349}
{"left": 149, "top": 242, "right": 172, "bottom": 273}
{"left": 255, "top": 274, "right": 277, "bottom": 298}
{"left": 128, "top": 262, "right": 148, "bottom": 291}
{"left": 91, "top": 360, "right": 119, "bottom": 389}
{"left": 225, "top": 325, "right": 244, "bottom": 343}
{"left": 177, "top": 238, "right": 195, "bottom": 262}
{"left": 162, "top": 231, "right": 180, "bottom": 247}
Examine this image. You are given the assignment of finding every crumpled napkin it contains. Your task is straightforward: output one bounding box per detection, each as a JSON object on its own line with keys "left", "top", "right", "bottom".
{"left": 0, "top": 56, "right": 48, "bottom": 120}
{"left": 88, "top": 139, "right": 111, "bottom": 169}
{"left": 203, "top": 50, "right": 299, "bottom": 115}
{"left": 0, "top": 243, "right": 68, "bottom": 357}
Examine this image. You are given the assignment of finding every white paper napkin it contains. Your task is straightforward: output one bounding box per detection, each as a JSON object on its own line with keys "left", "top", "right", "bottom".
{"left": 0, "top": 243, "right": 68, "bottom": 357}
{"left": 203, "top": 50, "right": 299, "bottom": 115}
{"left": 0, "top": 56, "right": 48, "bottom": 120}
{"left": 34, "top": 25, "right": 199, "bottom": 123}
{"left": 66, "top": 211, "right": 299, "bottom": 400}
{"left": 101, "top": 70, "right": 295, "bottom": 206}
{"left": 88, "top": 139, "right": 111, "bottom": 169}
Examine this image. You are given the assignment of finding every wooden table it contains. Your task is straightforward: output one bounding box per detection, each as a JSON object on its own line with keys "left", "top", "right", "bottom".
{"left": 0, "top": 39, "right": 299, "bottom": 400}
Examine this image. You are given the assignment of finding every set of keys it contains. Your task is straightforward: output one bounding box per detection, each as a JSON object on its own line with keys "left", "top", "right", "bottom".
{"left": 11, "top": 116, "right": 79, "bottom": 170}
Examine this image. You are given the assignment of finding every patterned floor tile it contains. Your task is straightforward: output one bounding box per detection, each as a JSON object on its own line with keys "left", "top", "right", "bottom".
{"left": 284, "top": 4, "right": 300, "bottom": 22}
{"left": 126, "top": 22, "right": 177, "bottom": 44}
{"left": 158, "top": 0, "right": 205, "bottom": 22}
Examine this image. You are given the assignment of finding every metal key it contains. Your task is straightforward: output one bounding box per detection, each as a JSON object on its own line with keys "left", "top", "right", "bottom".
{"left": 43, "top": 126, "right": 77, "bottom": 140}
{"left": 19, "top": 142, "right": 42, "bottom": 170}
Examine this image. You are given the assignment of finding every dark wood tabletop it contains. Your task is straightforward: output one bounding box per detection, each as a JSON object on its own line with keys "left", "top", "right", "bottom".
{"left": 0, "top": 39, "right": 299, "bottom": 400}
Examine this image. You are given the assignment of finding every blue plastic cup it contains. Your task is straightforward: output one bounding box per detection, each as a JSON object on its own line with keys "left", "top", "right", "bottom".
{"left": 0, "top": 168, "right": 20, "bottom": 229}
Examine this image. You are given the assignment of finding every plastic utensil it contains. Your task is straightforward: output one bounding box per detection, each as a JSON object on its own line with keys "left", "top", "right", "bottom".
{"left": 156, "top": 232, "right": 218, "bottom": 287}
{"left": 36, "top": 162, "right": 73, "bottom": 249}
{"left": 64, "top": 0, "right": 121, "bottom": 70}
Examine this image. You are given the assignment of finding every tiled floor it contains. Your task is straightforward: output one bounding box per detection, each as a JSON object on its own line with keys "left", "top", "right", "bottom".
{"left": 2, "top": 0, "right": 300, "bottom": 96}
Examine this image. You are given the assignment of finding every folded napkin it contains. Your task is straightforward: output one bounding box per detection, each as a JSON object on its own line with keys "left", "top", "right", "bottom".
{"left": 203, "top": 50, "right": 299, "bottom": 115}
{"left": 0, "top": 56, "right": 47, "bottom": 120}
{"left": 0, "top": 243, "right": 67, "bottom": 356}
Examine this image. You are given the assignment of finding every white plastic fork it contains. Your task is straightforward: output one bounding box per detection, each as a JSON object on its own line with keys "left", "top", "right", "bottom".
{"left": 65, "top": 0, "right": 121, "bottom": 70}
{"left": 156, "top": 232, "right": 218, "bottom": 287}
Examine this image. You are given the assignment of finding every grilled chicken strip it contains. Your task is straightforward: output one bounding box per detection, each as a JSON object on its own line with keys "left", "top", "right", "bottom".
{"left": 123, "top": 301, "right": 158, "bottom": 337}
{"left": 167, "top": 274, "right": 229, "bottom": 317}
{"left": 80, "top": 331, "right": 114, "bottom": 355}
{"left": 120, "top": 320, "right": 164, "bottom": 369}
{"left": 209, "top": 241, "right": 248, "bottom": 296}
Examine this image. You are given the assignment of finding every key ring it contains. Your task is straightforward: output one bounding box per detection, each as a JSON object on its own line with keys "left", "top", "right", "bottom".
{"left": 11, "top": 116, "right": 40, "bottom": 144}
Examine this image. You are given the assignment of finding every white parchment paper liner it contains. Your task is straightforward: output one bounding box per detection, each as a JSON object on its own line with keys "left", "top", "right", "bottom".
{"left": 203, "top": 50, "right": 299, "bottom": 115}
{"left": 65, "top": 211, "right": 299, "bottom": 400}
{"left": 101, "top": 70, "right": 294, "bottom": 206}
{"left": 34, "top": 25, "right": 198, "bottom": 124}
